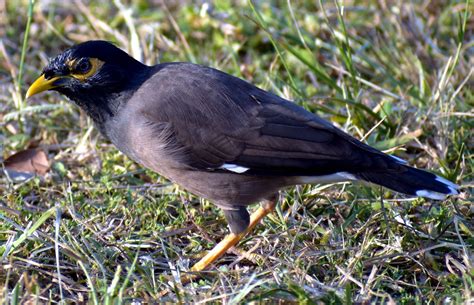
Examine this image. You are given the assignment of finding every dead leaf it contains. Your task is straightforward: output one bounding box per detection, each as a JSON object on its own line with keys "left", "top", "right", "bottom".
{"left": 3, "top": 148, "right": 50, "bottom": 180}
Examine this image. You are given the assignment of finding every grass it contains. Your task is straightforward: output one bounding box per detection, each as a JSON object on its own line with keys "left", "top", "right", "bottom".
{"left": 1, "top": 0, "right": 473, "bottom": 303}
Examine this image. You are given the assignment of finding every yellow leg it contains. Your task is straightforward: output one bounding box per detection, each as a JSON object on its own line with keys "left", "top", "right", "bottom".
{"left": 157, "top": 200, "right": 277, "bottom": 298}
{"left": 190, "top": 200, "right": 276, "bottom": 272}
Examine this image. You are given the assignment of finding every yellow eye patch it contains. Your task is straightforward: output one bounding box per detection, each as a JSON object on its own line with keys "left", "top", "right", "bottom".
{"left": 68, "top": 58, "right": 104, "bottom": 81}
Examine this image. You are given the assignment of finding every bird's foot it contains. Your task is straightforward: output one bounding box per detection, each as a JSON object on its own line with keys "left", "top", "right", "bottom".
{"left": 190, "top": 198, "right": 276, "bottom": 272}
{"left": 159, "top": 198, "right": 277, "bottom": 297}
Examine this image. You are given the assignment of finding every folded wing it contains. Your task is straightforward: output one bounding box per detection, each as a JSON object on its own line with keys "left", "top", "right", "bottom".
{"left": 144, "top": 63, "right": 398, "bottom": 177}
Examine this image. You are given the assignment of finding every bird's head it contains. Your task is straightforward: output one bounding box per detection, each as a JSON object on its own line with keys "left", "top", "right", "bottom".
{"left": 26, "top": 40, "right": 147, "bottom": 103}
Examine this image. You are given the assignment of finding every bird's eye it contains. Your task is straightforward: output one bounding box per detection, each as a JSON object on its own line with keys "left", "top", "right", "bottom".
{"left": 69, "top": 58, "right": 104, "bottom": 81}
{"left": 76, "top": 59, "right": 91, "bottom": 73}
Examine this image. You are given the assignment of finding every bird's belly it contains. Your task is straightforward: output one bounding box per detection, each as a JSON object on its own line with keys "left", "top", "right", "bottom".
{"left": 134, "top": 151, "right": 276, "bottom": 203}
{"left": 164, "top": 170, "right": 287, "bottom": 206}
{"left": 128, "top": 147, "right": 286, "bottom": 206}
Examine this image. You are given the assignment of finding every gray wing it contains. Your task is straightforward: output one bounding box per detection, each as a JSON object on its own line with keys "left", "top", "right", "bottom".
{"left": 138, "top": 63, "right": 399, "bottom": 176}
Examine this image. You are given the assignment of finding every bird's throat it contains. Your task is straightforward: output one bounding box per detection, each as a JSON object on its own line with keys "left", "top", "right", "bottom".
{"left": 68, "top": 90, "right": 131, "bottom": 138}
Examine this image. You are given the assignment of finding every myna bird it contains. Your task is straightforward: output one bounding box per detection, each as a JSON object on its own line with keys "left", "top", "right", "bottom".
{"left": 26, "top": 41, "right": 459, "bottom": 272}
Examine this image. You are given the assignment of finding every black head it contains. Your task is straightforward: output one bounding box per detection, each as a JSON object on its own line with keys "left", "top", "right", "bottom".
{"left": 26, "top": 41, "right": 148, "bottom": 119}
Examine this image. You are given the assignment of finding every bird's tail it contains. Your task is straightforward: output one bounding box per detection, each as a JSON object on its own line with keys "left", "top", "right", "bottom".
{"left": 357, "top": 166, "right": 459, "bottom": 200}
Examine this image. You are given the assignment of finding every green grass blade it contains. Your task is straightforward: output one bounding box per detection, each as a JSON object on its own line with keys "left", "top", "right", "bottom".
{"left": 17, "top": 0, "right": 36, "bottom": 105}
{"left": 283, "top": 42, "right": 341, "bottom": 93}
{"left": 248, "top": 0, "right": 300, "bottom": 95}
{"left": 0, "top": 207, "right": 56, "bottom": 257}
{"left": 78, "top": 261, "right": 99, "bottom": 305}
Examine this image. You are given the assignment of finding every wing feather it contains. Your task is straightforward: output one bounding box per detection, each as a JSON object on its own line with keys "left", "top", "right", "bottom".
{"left": 140, "top": 63, "right": 396, "bottom": 176}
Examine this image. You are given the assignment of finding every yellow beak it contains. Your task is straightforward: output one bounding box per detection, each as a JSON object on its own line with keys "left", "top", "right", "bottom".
{"left": 25, "top": 74, "right": 64, "bottom": 99}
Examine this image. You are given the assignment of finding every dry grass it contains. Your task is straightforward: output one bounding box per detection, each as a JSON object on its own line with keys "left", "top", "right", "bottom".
{"left": 0, "top": 0, "right": 473, "bottom": 303}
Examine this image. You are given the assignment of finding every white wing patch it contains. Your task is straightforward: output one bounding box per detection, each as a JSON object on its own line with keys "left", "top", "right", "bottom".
{"left": 219, "top": 163, "right": 250, "bottom": 174}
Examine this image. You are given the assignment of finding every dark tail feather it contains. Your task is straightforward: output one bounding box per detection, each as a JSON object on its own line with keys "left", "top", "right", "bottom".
{"left": 357, "top": 166, "right": 459, "bottom": 200}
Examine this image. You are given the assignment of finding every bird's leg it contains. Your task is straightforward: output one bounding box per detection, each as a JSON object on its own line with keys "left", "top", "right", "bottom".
{"left": 190, "top": 198, "right": 277, "bottom": 272}
{"left": 158, "top": 200, "right": 276, "bottom": 298}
